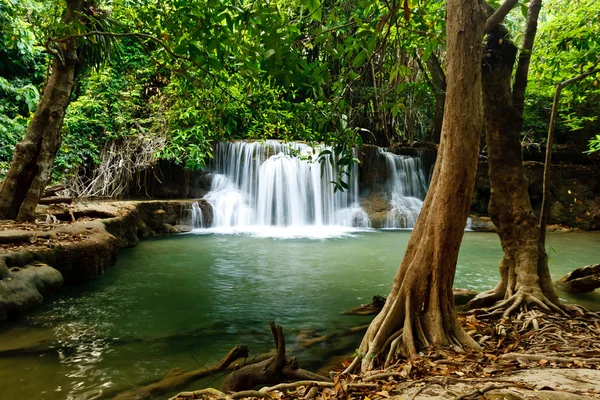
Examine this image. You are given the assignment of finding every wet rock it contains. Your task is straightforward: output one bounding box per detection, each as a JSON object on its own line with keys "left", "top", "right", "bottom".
{"left": 468, "top": 215, "right": 497, "bottom": 232}
{"left": 361, "top": 192, "right": 391, "bottom": 229}
{"left": 0, "top": 263, "right": 63, "bottom": 320}
{"left": 171, "top": 224, "right": 192, "bottom": 233}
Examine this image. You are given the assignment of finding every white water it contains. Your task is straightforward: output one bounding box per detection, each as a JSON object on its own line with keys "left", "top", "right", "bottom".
{"left": 197, "top": 141, "right": 370, "bottom": 238}
{"left": 190, "top": 202, "right": 204, "bottom": 229}
{"left": 379, "top": 149, "right": 428, "bottom": 229}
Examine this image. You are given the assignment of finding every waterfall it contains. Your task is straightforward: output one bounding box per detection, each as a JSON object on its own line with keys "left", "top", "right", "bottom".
{"left": 191, "top": 202, "right": 204, "bottom": 229}
{"left": 201, "top": 140, "right": 370, "bottom": 237}
{"left": 379, "top": 149, "right": 428, "bottom": 229}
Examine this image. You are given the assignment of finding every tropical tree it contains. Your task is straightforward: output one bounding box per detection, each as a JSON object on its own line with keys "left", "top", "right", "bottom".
{"left": 346, "top": 0, "right": 492, "bottom": 373}
{"left": 0, "top": 0, "right": 104, "bottom": 221}
{"left": 470, "top": 0, "right": 599, "bottom": 315}
{"left": 468, "top": 0, "right": 562, "bottom": 315}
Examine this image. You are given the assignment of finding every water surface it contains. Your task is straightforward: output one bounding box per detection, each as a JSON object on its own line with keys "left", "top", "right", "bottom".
{"left": 0, "top": 230, "right": 599, "bottom": 399}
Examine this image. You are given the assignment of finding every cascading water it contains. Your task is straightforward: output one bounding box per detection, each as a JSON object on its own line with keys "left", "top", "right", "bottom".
{"left": 199, "top": 140, "right": 370, "bottom": 237}
{"left": 379, "top": 149, "right": 429, "bottom": 229}
{"left": 190, "top": 202, "right": 204, "bottom": 229}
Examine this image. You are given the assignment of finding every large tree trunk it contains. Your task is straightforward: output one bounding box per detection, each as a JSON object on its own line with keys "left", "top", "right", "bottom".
{"left": 347, "top": 0, "right": 486, "bottom": 373}
{"left": 0, "top": 0, "right": 85, "bottom": 221}
{"left": 468, "top": 0, "right": 562, "bottom": 316}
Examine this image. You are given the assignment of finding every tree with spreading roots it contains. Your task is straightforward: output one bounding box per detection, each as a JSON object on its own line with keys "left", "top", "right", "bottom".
{"left": 345, "top": 0, "right": 492, "bottom": 374}
{"left": 468, "top": 0, "right": 565, "bottom": 316}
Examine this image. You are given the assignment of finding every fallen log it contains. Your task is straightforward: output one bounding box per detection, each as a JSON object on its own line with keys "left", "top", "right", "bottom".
{"left": 113, "top": 345, "right": 253, "bottom": 400}
{"left": 557, "top": 264, "right": 600, "bottom": 293}
{"left": 221, "top": 322, "right": 331, "bottom": 393}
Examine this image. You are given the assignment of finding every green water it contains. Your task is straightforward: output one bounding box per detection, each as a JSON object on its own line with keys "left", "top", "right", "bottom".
{"left": 0, "top": 231, "right": 599, "bottom": 399}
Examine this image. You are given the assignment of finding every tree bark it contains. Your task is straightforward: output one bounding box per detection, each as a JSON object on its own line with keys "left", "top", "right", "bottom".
{"left": 347, "top": 0, "right": 486, "bottom": 373}
{"left": 468, "top": 0, "right": 563, "bottom": 316}
{"left": 426, "top": 53, "right": 446, "bottom": 143}
{"left": 0, "top": 0, "right": 86, "bottom": 221}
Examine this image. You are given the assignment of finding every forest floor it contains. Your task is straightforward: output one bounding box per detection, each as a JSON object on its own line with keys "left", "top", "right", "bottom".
{"left": 0, "top": 202, "right": 119, "bottom": 253}
{"left": 170, "top": 312, "right": 600, "bottom": 400}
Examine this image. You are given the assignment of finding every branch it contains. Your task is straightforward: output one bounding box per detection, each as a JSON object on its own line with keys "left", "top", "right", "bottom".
{"left": 50, "top": 31, "right": 251, "bottom": 106}
{"left": 512, "top": 0, "right": 542, "bottom": 113}
{"left": 485, "top": 0, "right": 519, "bottom": 34}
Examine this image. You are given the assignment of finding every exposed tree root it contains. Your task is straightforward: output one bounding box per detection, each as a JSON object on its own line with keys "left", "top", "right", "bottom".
{"left": 482, "top": 289, "right": 567, "bottom": 318}
{"left": 362, "top": 371, "right": 406, "bottom": 382}
{"left": 221, "top": 322, "right": 330, "bottom": 393}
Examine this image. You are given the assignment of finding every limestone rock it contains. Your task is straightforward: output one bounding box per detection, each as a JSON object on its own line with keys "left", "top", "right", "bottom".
{"left": 0, "top": 263, "right": 63, "bottom": 320}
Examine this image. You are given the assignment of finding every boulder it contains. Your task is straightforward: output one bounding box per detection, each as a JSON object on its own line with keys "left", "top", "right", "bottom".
{"left": 0, "top": 263, "right": 63, "bottom": 320}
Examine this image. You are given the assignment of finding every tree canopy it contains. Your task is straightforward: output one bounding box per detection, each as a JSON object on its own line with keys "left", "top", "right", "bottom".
{"left": 0, "top": 0, "right": 598, "bottom": 188}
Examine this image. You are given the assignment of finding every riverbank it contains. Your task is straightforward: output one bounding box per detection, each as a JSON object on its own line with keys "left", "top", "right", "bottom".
{"left": 0, "top": 199, "right": 211, "bottom": 320}
{"left": 171, "top": 310, "right": 600, "bottom": 400}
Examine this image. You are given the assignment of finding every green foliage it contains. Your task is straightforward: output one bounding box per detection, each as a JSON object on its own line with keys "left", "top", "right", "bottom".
{"left": 525, "top": 0, "right": 600, "bottom": 144}
{"left": 56, "top": 40, "right": 155, "bottom": 179}
{"left": 0, "top": 0, "right": 46, "bottom": 176}
{"left": 2, "top": 0, "right": 599, "bottom": 187}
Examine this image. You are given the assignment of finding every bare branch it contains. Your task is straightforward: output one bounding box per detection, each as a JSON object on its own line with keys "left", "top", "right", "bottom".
{"left": 485, "top": 0, "right": 519, "bottom": 34}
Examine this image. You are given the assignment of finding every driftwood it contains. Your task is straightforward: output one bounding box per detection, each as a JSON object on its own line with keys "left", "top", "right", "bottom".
{"left": 113, "top": 345, "right": 253, "bottom": 400}
{"left": 341, "top": 295, "right": 386, "bottom": 316}
{"left": 557, "top": 264, "right": 600, "bottom": 293}
{"left": 221, "top": 322, "right": 331, "bottom": 393}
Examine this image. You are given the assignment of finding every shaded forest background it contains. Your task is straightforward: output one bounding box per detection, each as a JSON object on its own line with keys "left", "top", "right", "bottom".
{"left": 1, "top": 0, "right": 598, "bottom": 194}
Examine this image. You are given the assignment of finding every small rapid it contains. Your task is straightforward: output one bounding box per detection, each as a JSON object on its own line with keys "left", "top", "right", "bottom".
{"left": 379, "top": 149, "right": 428, "bottom": 229}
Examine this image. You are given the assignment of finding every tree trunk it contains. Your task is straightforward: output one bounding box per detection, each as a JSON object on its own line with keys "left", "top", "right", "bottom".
{"left": 468, "top": 0, "right": 563, "bottom": 316}
{"left": 0, "top": 0, "right": 85, "bottom": 221}
{"left": 426, "top": 54, "right": 446, "bottom": 143}
{"left": 347, "top": 0, "right": 486, "bottom": 373}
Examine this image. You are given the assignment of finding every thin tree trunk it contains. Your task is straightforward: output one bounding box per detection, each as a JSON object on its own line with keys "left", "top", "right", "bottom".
{"left": 0, "top": 0, "right": 85, "bottom": 221}
{"left": 346, "top": 0, "right": 486, "bottom": 373}
{"left": 539, "top": 65, "right": 600, "bottom": 247}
